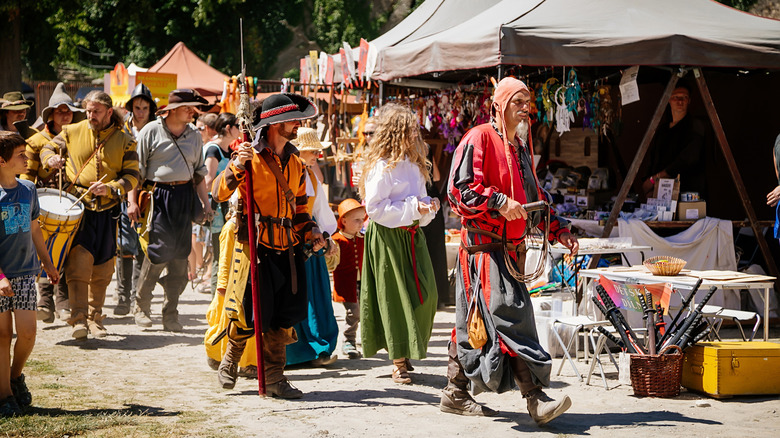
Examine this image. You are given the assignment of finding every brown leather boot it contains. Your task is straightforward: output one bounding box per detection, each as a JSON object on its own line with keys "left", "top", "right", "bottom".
{"left": 264, "top": 328, "right": 303, "bottom": 399}
{"left": 218, "top": 337, "right": 247, "bottom": 389}
{"left": 510, "top": 356, "right": 571, "bottom": 425}
{"left": 440, "top": 342, "right": 497, "bottom": 416}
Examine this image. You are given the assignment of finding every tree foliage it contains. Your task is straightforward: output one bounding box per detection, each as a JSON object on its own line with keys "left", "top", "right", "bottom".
{"left": 715, "top": 0, "right": 759, "bottom": 10}
{"left": 20, "top": 0, "right": 310, "bottom": 80}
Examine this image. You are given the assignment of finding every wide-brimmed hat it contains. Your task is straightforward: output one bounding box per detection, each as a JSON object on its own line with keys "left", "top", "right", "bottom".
{"left": 1, "top": 91, "right": 33, "bottom": 111}
{"left": 41, "top": 83, "right": 86, "bottom": 123}
{"left": 252, "top": 93, "right": 317, "bottom": 130}
{"left": 291, "top": 127, "right": 331, "bottom": 152}
{"left": 156, "top": 88, "right": 210, "bottom": 115}
{"left": 337, "top": 198, "right": 367, "bottom": 230}
{"left": 125, "top": 83, "right": 158, "bottom": 115}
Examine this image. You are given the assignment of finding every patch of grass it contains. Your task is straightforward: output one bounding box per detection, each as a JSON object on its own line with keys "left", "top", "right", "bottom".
{"left": 23, "top": 359, "right": 62, "bottom": 375}
{"left": 0, "top": 405, "right": 223, "bottom": 437}
{"left": 0, "top": 411, "right": 136, "bottom": 437}
{"left": 38, "top": 383, "right": 66, "bottom": 390}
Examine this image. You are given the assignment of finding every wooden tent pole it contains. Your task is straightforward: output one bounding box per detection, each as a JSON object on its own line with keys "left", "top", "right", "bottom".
{"left": 582, "top": 71, "right": 681, "bottom": 296}
{"left": 693, "top": 68, "right": 780, "bottom": 326}
{"left": 326, "top": 84, "right": 336, "bottom": 141}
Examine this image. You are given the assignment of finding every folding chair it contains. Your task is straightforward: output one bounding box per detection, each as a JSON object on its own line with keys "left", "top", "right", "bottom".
{"left": 712, "top": 308, "right": 761, "bottom": 341}
{"left": 552, "top": 315, "right": 611, "bottom": 381}
{"left": 585, "top": 326, "right": 648, "bottom": 390}
{"left": 699, "top": 305, "right": 724, "bottom": 341}
{"left": 585, "top": 327, "right": 620, "bottom": 390}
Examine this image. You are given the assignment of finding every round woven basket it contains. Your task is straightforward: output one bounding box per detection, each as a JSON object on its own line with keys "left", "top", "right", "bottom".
{"left": 643, "top": 256, "right": 686, "bottom": 276}
{"left": 630, "top": 345, "right": 684, "bottom": 398}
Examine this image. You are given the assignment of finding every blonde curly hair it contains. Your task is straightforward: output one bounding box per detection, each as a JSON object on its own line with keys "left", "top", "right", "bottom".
{"left": 358, "top": 103, "right": 431, "bottom": 199}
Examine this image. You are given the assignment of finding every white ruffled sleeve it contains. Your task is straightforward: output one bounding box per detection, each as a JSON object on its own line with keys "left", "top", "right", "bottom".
{"left": 312, "top": 178, "right": 338, "bottom": 235}
{"left": 364, "top": 160, "right": 423, "bottom": 228}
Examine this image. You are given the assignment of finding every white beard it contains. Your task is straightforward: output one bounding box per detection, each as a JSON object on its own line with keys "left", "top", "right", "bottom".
{"left": 517, "top": 119, "right": 529, "bottom": 145}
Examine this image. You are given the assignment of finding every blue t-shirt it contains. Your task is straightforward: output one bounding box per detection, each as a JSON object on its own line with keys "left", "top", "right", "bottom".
{"left": 0, "top": 179, "right": 41, "bottom": 278}
{"left": 204, "top": 142, "right": 231, "bottom": 233}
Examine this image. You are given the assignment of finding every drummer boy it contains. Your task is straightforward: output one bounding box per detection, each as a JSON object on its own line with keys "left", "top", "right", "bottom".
{"left": 0, "top": 131, "right": 59, "bottom": 416}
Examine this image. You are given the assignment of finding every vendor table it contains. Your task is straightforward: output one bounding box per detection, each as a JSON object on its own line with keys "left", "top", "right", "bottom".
{"left": 546, "top": 241, "right": 652, "bottom": 301}
{"left": 549, "top": 244, "right": 652, "bottom": 267}
{"left": 579, "top": 267, "right": 775, "bottom": 341}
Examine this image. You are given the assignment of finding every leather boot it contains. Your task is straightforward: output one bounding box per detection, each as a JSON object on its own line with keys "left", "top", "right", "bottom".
{"left": 440, "top": 342, "right": 497, "bottom": 416}
{"left": 87, "top": 314, "right": 108, "bottom": 338}
{"left": 264, "top": 328, "right": 303, "bottom": 399}
{"left": 54, "top": 271, "right": 70, "bottom": 320}
{"left": 218, "top": 337, "right": 247, "bottom": 389}
{"left": 161, "top": 258, "right": 188, "bottom": 332}
{"left": 36, "top": 281, "right": 55, "bottom": 323}
{"left": 87, "top": 257, "right": 114, "bottom": 327}
{"left": 64, "top": 245, "right": 91, "bottom": 332}
{"left": 114, "top": 256, "right": 134, "bottom": 315}
{"left": 510, "top": 356, "right": 571, "bottom": 426}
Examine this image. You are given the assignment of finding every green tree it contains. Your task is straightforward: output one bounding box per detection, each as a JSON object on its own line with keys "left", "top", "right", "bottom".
{"left": 715, "top": 0, "right": 759, "bottom": 10}
{"left": 17, "top": 0, "right": 413, "bottom": 82}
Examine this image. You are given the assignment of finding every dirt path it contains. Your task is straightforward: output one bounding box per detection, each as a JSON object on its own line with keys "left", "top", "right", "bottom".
{"left": 24, "top": 279, "right": 780, "bottom": 437}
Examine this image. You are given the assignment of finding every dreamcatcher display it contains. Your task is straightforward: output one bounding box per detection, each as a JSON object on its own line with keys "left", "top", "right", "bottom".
{"left": 382, "top": 68, "right": 622, "bottom": 155}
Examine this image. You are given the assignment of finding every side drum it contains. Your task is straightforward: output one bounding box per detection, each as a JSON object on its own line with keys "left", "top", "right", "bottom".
{"left": 37, "top": 188, "right": 84, "bottom": 279}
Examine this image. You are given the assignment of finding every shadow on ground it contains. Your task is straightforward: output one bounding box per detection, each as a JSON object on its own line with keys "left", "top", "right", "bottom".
{"left": 24, "top": 403, "right": 180, "bottom": 417}
{"left": 501, "top": 410, "right": 722, "bottom": 434}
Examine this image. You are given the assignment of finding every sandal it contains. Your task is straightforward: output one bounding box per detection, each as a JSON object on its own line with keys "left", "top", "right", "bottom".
{"left": 392, "top": 359, "right": 412, "bottom": 384}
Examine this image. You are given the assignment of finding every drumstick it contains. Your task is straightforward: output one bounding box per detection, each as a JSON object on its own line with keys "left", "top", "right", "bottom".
{"left": 66, "top": 174, "right": 106, "bottom": 212}
{"left": 58, "top": 144, "right": 63, "bottom": 200}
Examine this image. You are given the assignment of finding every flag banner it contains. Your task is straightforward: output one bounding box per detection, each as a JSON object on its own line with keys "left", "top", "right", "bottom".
{"left": 598, "top": 275, "right": 672, "bottom": 314}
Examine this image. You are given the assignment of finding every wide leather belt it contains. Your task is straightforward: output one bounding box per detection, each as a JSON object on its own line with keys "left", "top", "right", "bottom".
{"left": 149, "top": 179, "right": 190, "bottom": 186}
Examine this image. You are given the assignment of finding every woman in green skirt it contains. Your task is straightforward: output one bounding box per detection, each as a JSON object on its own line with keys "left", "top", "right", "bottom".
{"left": 358, "top": 103, "right": 439, "bottom": 384}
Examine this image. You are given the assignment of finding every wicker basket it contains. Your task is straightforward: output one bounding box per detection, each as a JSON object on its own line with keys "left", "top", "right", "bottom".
{"left": 643, "top": 256, "right": 687, "bottom": 276}
{"left": 630, "top": 345, "right": 684, "bottom": 397}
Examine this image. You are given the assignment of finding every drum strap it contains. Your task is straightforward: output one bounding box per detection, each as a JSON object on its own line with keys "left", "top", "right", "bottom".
{"left": 69, "top": 127, "right": 118, "bottom": 191}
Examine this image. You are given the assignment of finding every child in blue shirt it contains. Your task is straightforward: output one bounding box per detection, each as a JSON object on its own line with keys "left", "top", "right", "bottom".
{"left": 0, "top": 132, "right": 58, "bottom": 417}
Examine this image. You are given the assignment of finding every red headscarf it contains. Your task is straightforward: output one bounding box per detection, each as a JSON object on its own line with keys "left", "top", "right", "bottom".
{"left": 493, "top": 77, "right": 533, "bottom": 201}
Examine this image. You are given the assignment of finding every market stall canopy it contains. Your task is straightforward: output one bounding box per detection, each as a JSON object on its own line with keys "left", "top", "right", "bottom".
{"left": 149, "top": 42, "right": 227, "bottom": 97}
{"left": 375, "top": 0, "right": 780, "bottom": 80}
{"left": 371, "top": 0, "right": 502, "bottom": 50}
{"left": 127, "top": 62, "right": 147, "bottom": 75}
{"left": 319, "top": 0, "right": 500, "bottom": 85}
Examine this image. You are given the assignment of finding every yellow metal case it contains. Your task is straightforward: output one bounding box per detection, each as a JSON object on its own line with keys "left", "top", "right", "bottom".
{"left": 681, "top": 341, "right": 780, "bottom": 398}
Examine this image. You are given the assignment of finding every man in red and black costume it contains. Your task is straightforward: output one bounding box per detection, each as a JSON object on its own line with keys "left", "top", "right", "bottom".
{"left": 442, "top": 77, "right": 579, "bottom": 425}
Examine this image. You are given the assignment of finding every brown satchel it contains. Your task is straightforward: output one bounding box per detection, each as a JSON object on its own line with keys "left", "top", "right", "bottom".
{"left": 466, "top": 286, "right": 488, "bottom": 349}
{"left": 137, "top": 183, "right": 155, "bottom": 216}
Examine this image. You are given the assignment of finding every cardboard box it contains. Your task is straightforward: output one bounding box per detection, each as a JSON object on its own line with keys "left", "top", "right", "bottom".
{"left": 682, "top": 341, "right": 780, "bottom": 398}
{"left": 677, "top": 201, "right": 706, "bottom": 220}
{"left": 563, "top": 194, "right": 577, "bottom": 205}
{"left": 654, "top": 176, "right": 680, "bottom": 202}
{"left": 576, "top": 195, "right": 594, "bottom": 209}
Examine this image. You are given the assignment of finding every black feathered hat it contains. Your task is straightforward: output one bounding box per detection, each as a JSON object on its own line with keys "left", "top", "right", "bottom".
{"left": 252, "top": 93, "right": 317, "bottom": 130}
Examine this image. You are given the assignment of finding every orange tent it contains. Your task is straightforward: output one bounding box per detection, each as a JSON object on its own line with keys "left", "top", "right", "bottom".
{"left": 149, "top": 42, "right": 227, "bottom": 99}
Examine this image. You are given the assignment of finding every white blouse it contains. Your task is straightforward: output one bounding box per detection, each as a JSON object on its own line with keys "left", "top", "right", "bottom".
{"left": 305, "top": 169, "right": 338, "bottom": 236}
{"left": 363, "top": 157, "right": 435, "bottom": 228}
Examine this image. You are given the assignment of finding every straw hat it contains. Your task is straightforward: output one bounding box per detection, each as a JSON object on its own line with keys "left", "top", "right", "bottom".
{"left": 337, "top": 198, "right": 366, "bottom": 229}
{"left": 252, "top": 93, "right": 317, "bottom": 130}
{"left": 1, "top": 91, "right": 33, "bottom": 111}
{"left": 41, "top": 83, "right": 86, "bottom": 123}
{"left": 291, "top": 127, "right": 331, "bottom": 151}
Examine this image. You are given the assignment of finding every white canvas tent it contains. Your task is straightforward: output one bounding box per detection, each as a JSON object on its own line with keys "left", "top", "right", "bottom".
{"left": 375, "top": 0, "right": 780, "bottom": 81}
